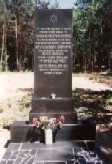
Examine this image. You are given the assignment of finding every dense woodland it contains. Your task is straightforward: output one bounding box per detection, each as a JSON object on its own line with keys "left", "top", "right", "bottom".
{"left": 0, "top": 0, "right": 112, "bottom": 72}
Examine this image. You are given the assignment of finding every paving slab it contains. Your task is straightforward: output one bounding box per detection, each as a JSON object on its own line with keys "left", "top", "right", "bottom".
{"left": 0, "top": 141, "right": 106, "bottom": 164}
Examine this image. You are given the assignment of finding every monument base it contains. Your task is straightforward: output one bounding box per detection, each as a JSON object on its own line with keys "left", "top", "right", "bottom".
{"left": 10, "top": 121, "right": 96, "bottom": 143}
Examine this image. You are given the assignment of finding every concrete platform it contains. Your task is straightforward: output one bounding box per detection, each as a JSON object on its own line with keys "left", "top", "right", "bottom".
{"left": 0, "top": 141, "right": 106, "bottom": 164}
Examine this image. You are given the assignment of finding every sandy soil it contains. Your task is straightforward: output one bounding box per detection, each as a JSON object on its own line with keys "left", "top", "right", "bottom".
{"left": 0, "top": 72, "right": 33, "bottom": 101}
{"left": 72, "top": 76, "right": 112, "bottom": 91}
{"left": 0, "top": 72, "right": 112, "bottom": 160}
{"left": 0, "top": 72, "right": 111, "bottom": 101}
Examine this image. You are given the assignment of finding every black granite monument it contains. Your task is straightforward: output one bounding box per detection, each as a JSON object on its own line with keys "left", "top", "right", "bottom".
{"left": 29, "top": 9, "right": 76, "bottom": 124}
{"left": 10, "top": 9, "right": 96, "bottom": 143}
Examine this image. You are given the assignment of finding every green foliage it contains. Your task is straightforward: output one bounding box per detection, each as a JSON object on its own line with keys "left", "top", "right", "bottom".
{"left": 19, "top": 95, "right": 31, "bottom": 112}
{"left": 73, "top": 88, "right": 112, "bottom": 127}
{"left": 0, "top": 95, "right": 31, "bottom": 128}
{"left": 37, "top": 0, "right": 50, "bottom": 9}
{"left": 73, "top": 0, "right": 112, "bottom": 72}
{"left": 0, "top": 0, "right": 34, "bottom": 71}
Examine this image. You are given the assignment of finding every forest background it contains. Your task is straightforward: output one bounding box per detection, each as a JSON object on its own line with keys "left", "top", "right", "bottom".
{"left": 0, "top": 0, "right": 112, "bottom": 72}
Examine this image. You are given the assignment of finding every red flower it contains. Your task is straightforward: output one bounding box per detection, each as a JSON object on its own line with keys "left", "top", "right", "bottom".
{"left": 32, "top": 118, "right": 38, "bottom": 126}
{"left": 58, "top": 121, "right": 62, "bottom": 128}
{"left": 33, "top": 116, "right": 65, "bottom": 129}
{"left": 35, "top": 120, "right": 39, "bottom": 126}
{"left": 60, "top": 115, "right": 65, "bottom": 124}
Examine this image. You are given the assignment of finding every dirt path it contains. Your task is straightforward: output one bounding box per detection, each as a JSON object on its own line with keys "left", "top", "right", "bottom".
{"left": 0, "top": 72, "right": 112, "bottom": 160}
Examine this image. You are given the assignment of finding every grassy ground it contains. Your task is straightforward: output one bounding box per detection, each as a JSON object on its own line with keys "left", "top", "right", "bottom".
{"left": 0, "top": 94, "right": 32, "bottom": 128}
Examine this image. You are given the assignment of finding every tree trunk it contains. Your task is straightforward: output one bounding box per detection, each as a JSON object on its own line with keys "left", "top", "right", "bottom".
{"left": 15, "top": 19, "right": 19, "bottom": 71}
{"left": 1, "top": 25, "right": 5, "bottom": 66}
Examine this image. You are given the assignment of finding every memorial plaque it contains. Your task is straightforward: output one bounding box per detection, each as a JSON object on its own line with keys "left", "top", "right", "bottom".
{"left": 30, "top": 9, "right": 75, "bottom": 123}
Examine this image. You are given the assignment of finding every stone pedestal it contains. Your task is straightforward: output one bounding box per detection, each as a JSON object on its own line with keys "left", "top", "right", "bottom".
{"left": 11, "top": 121, "right": 96, "bottom": 143}
{"left": 29, "top": 98, "right": 76, "bottom": 124}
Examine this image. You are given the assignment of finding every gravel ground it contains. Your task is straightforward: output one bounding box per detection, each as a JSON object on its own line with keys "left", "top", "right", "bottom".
{"left": 0, "top": 72, "right": 112, "bottom": 160}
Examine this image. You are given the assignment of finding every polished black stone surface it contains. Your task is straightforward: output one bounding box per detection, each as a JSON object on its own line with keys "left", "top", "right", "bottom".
{"left": 31, "top": 99, "right": 74, "bottom": 114}
{"left": 29, "top": 9, "right": 74, "bottom": 124}
{"left": 34, "top": 9, "right": 72, "bottom": 98}
{"left": 0, "top": 141, "right": 106, "bottom": 164}
{"left": 10, "top": 121, "right": 96, "bottom": 142}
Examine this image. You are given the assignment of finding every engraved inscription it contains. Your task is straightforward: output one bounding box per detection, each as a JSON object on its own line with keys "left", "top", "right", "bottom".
{"left": 35, "top": 27, "right": 71, "bottom": 75}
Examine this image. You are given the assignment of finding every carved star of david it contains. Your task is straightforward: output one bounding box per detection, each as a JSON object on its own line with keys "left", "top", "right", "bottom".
{"left": 50, "top": 14, "right": 57, "bottom": 23}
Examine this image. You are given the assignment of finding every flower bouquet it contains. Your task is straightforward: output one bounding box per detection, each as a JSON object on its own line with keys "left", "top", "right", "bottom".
{"left": 32, "top": 115, "right": 65, "bottom": 144}
{"left": 33, "top": 115, "right": 65, "bottom": 130}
